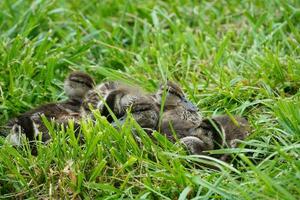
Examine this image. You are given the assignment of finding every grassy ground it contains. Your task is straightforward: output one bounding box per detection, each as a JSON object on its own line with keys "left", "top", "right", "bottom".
{"left": 0, "top": 0, "right": 300, "bottom": 199}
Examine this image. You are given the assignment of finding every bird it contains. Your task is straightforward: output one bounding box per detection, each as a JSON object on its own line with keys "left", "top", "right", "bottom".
{"left": 81, "top": 80, "right": 161, "bottom": 134}
{"left": 81, "top": 81, "right": 147, "bottom": 123}
{"left": 153, "top": 81, "right": 251, "bottom": 159}
{"left": 200, "top": 115, "right": 250, "bottom": 149}
{"left": 154, "top": 81, "right": 199, "bottom": 113}
{"left": 127, "top": 96, "right": 159, "bottom": 131}
{"left": 112, "top": 95, "right": 160, "bottom": 132}
{"left": 180, "top": 136, "right": 214, "bottom": 155}
{"left": 155, "top": 81, "right": 202, "bottom": 141}
{"left": 63, "top": 71, "right": 95, "bottom": 103}
{"left": 180, "top": 115, "right": 250, "bottom": 159}
{"left": 2, "top": 71, "right": 95, "bottom": 152}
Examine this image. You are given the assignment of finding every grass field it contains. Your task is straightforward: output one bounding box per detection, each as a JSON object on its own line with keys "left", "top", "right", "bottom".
{"left": 0, "top": 0, "right": 300, "bottom": 199}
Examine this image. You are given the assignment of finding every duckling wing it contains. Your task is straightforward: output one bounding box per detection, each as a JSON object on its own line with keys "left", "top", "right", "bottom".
{"left": 82, "top": 87, "right": 105, "bottom": 111}
{"left": 211, "top": 115, "right": 250, "bottom": 148}
{"left": 3, "top": 111, "right": 44, "bottom": 147}
{"left": 23, "top": 103, "right": 70, "bottom": 119}
{"left": 160, "top": 108, "right": 200, "bottom": 140}
{"left": 130, "top": 98, "right": 159, "bottom": 130}
{"left": 81, "top": 82, "right": 125, "bottom": 117}
{"left": 2, "top": 115, "right": 34, "bottom": 146}
{"left": 180, "top": 136, "right": 213, "bottom": 155}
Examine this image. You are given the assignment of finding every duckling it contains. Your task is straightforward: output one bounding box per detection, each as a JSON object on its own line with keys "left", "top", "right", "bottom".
{"left": 128, "top": 96, "right": 159, "bottom": 131}
{"left": 180, "top": 115, "right": 250, "bottom": 159}
{"left": 81, "top": 80, "right": 160, "bottom": 133}
{"left": 156, "top": 81, "right": 202, "bottom": 140}
{"left": 153, "top": 81, "right": 227, "bottom": 156}
{"left": 102, "top": 86, "right": 146, "bottom": 122}
{"left": 180, "top": 136, "right": 214, "bottom": 155}
{"left": 3, "top": 71, "right": 95, "bottom": 148}
{"left": 155, "top": 81, "right": 199, "bottom": 113}
{"left": 64, "top": 71, "right": 95, "bottom": 103}
{"left": 112, "top": 96, "right": 160, "bottom": 132}
{"left": 200, "top": 115, "right": 250, "bottom": 149}
{"left": 82, "top": 81, "right": 146, "bottom": 122}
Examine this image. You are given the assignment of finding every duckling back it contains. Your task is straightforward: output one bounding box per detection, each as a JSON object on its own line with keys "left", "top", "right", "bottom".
{"left": 81, "top": 81, "right": 147, "bottom": 122}
{"left": 2, "top": 71, "right": 94, "bottom": 151}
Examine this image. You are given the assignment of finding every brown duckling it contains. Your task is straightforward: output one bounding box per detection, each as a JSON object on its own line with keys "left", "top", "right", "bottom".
{"left": 82, "top": 81, "right": 160, "bottom": 132}
{"left": 64, "top": 71, "right": 95, "bottom": 102}
{"left": 154, "top": 81, "right": 218, "bottom": 156}
{"left": 3, "top": 71, "right": 95, "bottom": 148}
{"left": 154, "top": 81, "right": 250, "bottom": 159}
{"left": 200, "top": 115, "right": 250, "bottom": 149}
{"left": 82, "top": 81, "right": 146, "bottom": 122}
{"left": 204, "top": 115, "right": 250, "bottom": 161}
{"left": 129, "top": 96, "right": 159, "bottom": 131}
{"left": 181, "top": 115, "right": 250, "bottom": 159}
{"left": 180, "top": 136, "right": 214, "bottom": 155}
{"left": 156, "top": 81, "right": 202, "bottom": 140}
{"left": 155, "top": 81, "right": 199, "bottom": 112}
{"left": 112, "top": 95, "right": 160, "bottom": 132}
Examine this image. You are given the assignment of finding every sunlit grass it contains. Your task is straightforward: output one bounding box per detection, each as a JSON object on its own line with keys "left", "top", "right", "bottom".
{"left": 0, "top": 0, "right": 300, "bottom": 199}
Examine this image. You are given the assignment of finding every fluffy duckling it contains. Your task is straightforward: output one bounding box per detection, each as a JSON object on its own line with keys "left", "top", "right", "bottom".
{"left": 154, "top": 81, "right": 250, "bottom": 158}
{"left": 155, "top": 81, "right": 198, "bottom": 112}
{"left": 201, "top": 115, "right": 250, "bottom": 149}
{"left": 113, "top": 96, "right": 160, "bottom": 132}
{"left": 130, "top": 97, "right": 159, "bottom": 131}
{"left": 82, "top": 81, "right": 160, "bottom": 132}
{"left": 181, "top": 115, "right": 250, "bottom": 159}
{"left": 3, "top": 71, "right": 95, "bottom": 149}
{"left": 154, "top": 81, "right": 222, "bottom": 156}
{"left": 156, "top": 81, "right": 202, "bottom": 140}
{"left": 64, "top": 71, "right": 95, "bottom": 103}
{"left": 82, "top": 81, "right": 146, "bottom": 122}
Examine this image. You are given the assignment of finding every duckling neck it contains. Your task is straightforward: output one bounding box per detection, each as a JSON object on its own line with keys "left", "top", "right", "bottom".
{"left": 67, "top": 97, "right": 83, "bottom": 105}
{"left": 61, "top": 98, "right": 84, "bottom": 113}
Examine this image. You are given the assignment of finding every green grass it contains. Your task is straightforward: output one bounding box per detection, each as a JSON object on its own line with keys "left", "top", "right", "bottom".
{"left": 0, "top": 0, "right": 300, "bottom": 199}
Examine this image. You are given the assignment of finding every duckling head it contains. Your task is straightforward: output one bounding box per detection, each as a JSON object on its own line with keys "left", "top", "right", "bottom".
{"left": 111, "top": 95, "right": 159, "bottom": 131}
{"left": 64, "top": 71, "right": 95, "bottom": 101}
{"left": 156, "top": 81, "right": 198, "bottom": 112}
{"left": 100, "top": 87, "right": 140, "bottom": 122}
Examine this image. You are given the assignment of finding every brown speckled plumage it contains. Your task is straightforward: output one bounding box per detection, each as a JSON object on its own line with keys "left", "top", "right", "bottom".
{"left": 82, "top": 81, "right": 146, "bottom": 122}
{"left": 156, "top": 81, "right": 202, "bottom": 140}
{"left": 3, "top": 71, "right": 94, "bottom": 152}
{"left": 181, "top": 115, "right": 250, "bottom": 158}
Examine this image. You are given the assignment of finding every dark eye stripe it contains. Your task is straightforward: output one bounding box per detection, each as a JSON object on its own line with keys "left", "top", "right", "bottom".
{"left": 70, "top": 78, "right": 93, "bottom": 88}
{"left": 168, "top": 90, "right": 183, "bottom": 98}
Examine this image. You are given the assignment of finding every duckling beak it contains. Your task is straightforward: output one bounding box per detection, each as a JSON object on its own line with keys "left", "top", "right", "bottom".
{"left": 181, "top": 97, "right": 198, "bottom": 112}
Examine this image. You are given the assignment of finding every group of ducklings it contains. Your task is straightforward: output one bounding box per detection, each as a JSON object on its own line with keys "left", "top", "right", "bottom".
{"left": 1, "top": 71, "right": 250, "bottom": 159}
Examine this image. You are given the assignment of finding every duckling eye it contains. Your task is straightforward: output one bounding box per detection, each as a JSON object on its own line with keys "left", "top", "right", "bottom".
{"left": 168, "top": 90, "right": 177, "bottom": 96}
